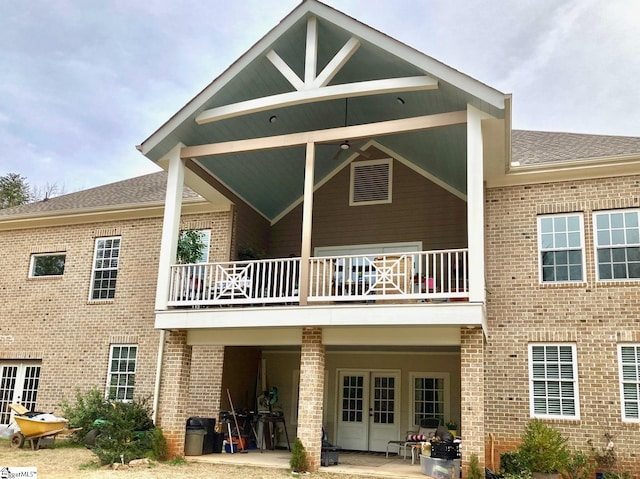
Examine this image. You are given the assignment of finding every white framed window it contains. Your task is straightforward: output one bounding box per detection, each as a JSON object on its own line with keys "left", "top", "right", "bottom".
{"left": 537, "top": 214, "right": 584, "bottom": 283}
{"left": 618, "top": 344, "right": 640, "bottom": 422}
{"left": 106, "top": 344, "right": 137, "bottom": 401}
{"left": 594, "top": 209, "right": 640, "bottom": 281}
{"left": 409, "top": 372, "right": 449, "bottom": 428}
{"left": 528, "top": 344, "right": 580, "bottom": 419}
{"left": 349, "top": 158, "right": 392, "bottom": 206}
{"left": 90, "top": 236, "right": 121, "bottom": 300}
{"left": 29, "top": 253, "right": 66, "bottom": 278}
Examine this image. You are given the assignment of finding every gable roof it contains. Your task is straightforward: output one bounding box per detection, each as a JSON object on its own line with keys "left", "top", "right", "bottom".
{"left": 512, "top": 130, "right": 640, "bottom": 166}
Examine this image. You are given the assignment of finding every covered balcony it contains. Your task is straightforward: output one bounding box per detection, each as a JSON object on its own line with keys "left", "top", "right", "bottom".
{"left": 169, "top": 249, "right": 468, "bottom": 307}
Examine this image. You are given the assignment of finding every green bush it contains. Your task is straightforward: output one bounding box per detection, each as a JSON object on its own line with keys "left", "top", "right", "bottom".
{"left": 289, "top": 437, "right": 308, "bottom": 473}
{"left": 468, "top": 454, "right": 483, "bottom": 479}
{"left": 518, "top": 419, "right": 570, "bottom": 474}
{"left": 501, "top": 450, "right": 527, "bottom": 476}
{"left": 60, "top": 387, "right": 112, "bottom": 443}
{"left": 60, "top": 387, "right": 165, "bottom": 465}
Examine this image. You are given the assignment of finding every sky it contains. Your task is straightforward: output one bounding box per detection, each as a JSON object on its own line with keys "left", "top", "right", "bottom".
{"left": 1, "top": 0, "right": 639, "bottom": 195}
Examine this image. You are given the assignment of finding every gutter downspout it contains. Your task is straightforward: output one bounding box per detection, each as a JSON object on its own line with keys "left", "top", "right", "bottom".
{"left": 152, "top": 329, "right": 166, "bottom": 424}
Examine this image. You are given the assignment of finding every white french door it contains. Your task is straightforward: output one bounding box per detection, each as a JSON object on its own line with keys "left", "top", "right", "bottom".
{"left": 0, "top": 361, "right": 41, "bottom": 425}
{"left": 336, "top": 370, "right": 400, "bottom": 452}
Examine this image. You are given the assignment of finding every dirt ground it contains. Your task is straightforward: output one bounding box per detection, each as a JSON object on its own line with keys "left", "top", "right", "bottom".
{"left": 0, "top": 442, "right": 389, "bottom": 479}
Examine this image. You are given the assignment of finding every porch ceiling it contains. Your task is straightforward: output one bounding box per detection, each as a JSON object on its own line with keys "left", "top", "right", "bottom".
{"left": 141, "top": 5, "right": 506, "bottom": 222}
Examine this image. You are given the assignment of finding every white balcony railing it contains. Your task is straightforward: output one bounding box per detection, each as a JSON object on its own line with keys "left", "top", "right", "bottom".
{"left": 167, "top": 249, "right": 468, "bottom": 307}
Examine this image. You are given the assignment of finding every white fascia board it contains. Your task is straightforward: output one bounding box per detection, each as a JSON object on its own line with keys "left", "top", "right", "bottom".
{"left": 487, "top": 154, "right": 640, "bottom": 188}
{"left": 139, "top": 3, "right": 312, "bottom": 156}
{"left": 195, "top": 75, "right": 437, "bottom": 124}
{"left": 154, "top": 302, "right": 485, "bottom": 330}
{"left": 305, "top": 1, "right": 506, "bottom": 110}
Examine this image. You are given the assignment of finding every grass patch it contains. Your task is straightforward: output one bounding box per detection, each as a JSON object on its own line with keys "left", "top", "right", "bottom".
{"left": 165, "top": 457, "right": 188, "bottom": 466}
{"left": 79, "top": 461, "right": 101, "bottom": 471}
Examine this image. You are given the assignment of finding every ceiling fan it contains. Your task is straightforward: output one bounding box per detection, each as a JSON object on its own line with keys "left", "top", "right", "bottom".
{"left": 323, "top": 98, "right": 374, "bottom": 160}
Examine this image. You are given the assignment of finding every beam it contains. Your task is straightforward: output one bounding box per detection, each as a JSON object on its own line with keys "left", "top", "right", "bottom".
{"left": 183, "top": 110, "right": 466, "bottom": 159}
{"left": 266, "top": 50, "right": 305, "bottom": 91}
{"left": 311, "top": 36, "right": 360, "bottom": 88}
{"left": 304, "top": 17, "right": 317, "bottom": 86}
{"left": 195, "top": 75, "right": 438, "bottom": 124}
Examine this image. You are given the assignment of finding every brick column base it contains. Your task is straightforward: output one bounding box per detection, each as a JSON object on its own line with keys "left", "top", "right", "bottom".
{"left": 296, "top": 327, "right": 325, "bottom": 471}
{"left": 155, "top": 330, "right": 192, "bottom": 458}
{"left": 461, "top": 327, "right": 485, "bottom": 477}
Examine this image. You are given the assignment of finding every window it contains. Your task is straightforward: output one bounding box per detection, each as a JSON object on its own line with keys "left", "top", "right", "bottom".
{"left": 350, "top": 159, "right": 392, "bottom": 206}
{"left": 29, "top": 253, "right": 66, "bottom": 277}
{"left": 594, "top": 210, "right": 640, "bottom": 280}
{"left": 410, "top": 372, "right": 449, "bottom": 427}
{"left": 106, "top": 345, "right": 137, "bottom": 401}
{"left": 537, "top": 214, "right": 584, "bottom": 283}
{"left": 90, "top": 237, "right": 121, "bottom": 300}
{"left": 618, "top": 345, "right": 640, "bottom": 421}
{"left": 529, "top": 344, "right": 579, "bottom": 419}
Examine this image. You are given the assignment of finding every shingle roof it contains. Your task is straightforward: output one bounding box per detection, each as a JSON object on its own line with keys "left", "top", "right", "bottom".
{"left": 3, "top": 130, "right": 640, "bottom": 219}
{"left": 512, "top": 130, "right": 640, "bottom": 166}
{"left": 0, "top": 171, "right": 200, "bottom": 217}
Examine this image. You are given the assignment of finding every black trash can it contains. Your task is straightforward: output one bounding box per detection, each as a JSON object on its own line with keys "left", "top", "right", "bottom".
{"left": 185, "top": 417, "right": 207, "bottom": 456}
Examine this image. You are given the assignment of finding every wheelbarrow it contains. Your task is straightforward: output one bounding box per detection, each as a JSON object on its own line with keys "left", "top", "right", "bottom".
{"left": 9, "top": 403, "right": 69, "bottom": 450}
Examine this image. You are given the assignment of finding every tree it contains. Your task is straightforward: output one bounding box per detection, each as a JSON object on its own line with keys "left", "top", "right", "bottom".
{"left": 0, "top": 173, "right": 31, "bottom": 209}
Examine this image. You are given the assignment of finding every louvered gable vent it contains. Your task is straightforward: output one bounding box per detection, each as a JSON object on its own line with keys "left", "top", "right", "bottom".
{"left": 350, "top": 159, "right": 392, "bottom": 206}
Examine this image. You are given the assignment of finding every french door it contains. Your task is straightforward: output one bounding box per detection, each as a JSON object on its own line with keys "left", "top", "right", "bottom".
{"left": 0, "top": 361, "right": 41, "bottom": 425}
{"left": 336, "top": 370, "right": 400, "bottom": 452}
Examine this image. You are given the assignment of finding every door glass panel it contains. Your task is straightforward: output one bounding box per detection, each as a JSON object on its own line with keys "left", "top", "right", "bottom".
{"left": 21, "top": 366, "right": 41, "bottom": 413}
{"left": 0, "top": 366, "right": 18, "bottom": 424}
{"left": 372, "top": 375, "right": 395, "bottom": 424}
{"left": 342, "top": 375, "right": 364, "bottom": 423}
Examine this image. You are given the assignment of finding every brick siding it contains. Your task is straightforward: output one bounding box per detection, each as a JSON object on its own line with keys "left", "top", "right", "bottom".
{"left": 485, "top": 175, "right": 640, "bottom": 473}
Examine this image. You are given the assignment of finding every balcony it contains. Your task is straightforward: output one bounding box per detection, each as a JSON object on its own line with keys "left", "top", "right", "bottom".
{"left": 168, "top": 249, "right": 468, "bottom": 308}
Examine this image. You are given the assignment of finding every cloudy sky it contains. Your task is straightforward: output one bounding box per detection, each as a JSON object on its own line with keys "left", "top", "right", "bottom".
{"left": 1, "top": 0, "right": 639, "bottom": 194}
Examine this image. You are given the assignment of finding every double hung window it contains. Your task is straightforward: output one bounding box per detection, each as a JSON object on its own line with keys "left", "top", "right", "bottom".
{"left": 594, "top": 210, "right": 640, "bottom": 280}
{"left": 529, "top": 344, "right": 579, "bottom": 419}
{"left": 106, "top": 345, "right": 137, "bottom": 401}
{"left": 537, "top": 214, "right": 584, "bottom": 283}
{"left": 618, "top": 345, "right": 640, "bottom": 421}
{"left": 90, "top": 237, "right": 121, "bottom": 300}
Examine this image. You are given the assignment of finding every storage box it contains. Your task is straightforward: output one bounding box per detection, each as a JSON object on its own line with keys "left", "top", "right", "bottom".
{"left": 224, "top": 442, "right": 238, "bottom": 453}
{"left": 430, "top": 441, "right": 461, "bottom": 459}
{"left": 420, "top": 456, "right": 460, "bottom": 479}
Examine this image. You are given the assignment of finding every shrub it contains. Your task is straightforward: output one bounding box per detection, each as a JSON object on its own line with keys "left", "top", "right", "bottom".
{"left": 518, "top": 419, "right": 570, "bottom": 474}
{"left": 501, "top": 450, "right": 527, "bottom": 476}
{"left": 289, "top": 437, "right": 308, "bottom": 473}
{"left": 60, "top": 387, "right": 164, "bottom": 465}
{"left": 562, "top": 450, "right": 595, "bottom": 479}
{"left": 468, "top": 454, "right": 483, "bottom": 479}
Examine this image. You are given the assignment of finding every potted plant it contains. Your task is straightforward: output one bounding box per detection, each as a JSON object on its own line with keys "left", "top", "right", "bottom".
{"left": 176, "top": 230, "right": 206, "bottom": 264}
{"left": 445, "top": 420, "right": 458, "bottom": 436}
{"left": 518, "top": 419, "right": 570, "bottom": 479}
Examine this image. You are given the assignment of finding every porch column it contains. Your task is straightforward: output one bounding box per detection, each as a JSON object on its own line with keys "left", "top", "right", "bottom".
{"left": 297, "top": 327, "right": 325, "bottom": 470}
{"left": 155, "top": 144, "right": 185, "bottom": 310}
{"left": 466, "top": 105, "right": 486, "bottom": 303}
{"left": 461, "top": 327, "right": 485, "bottom": 475}
{"left": 298, "top": 142, "right": 315, "bottom": 305}
{"left": 156, "top": 330, "right": 192, "bottom": 457}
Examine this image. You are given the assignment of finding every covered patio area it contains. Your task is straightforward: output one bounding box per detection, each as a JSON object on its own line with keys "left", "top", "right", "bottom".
{"left": 188, "top": 448, "right": 425, "bottom": 478}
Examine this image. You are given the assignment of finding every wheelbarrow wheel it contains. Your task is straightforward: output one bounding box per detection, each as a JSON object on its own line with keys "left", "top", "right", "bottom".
{"left": 10, "top": 432, "right": 25, "bottom": 448}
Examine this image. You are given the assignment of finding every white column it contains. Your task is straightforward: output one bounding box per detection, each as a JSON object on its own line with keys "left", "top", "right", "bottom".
{"left": 298, "top": 142, "right": 315, "bottom": 305}
{"left": 155, "top": 144, "right": 185, "bottom": 310}
{"left": 466, "top": 105, "right": 486, "bottom": 303}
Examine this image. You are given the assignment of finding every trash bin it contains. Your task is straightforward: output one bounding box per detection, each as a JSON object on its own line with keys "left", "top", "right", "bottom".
{"left": 185, "top": 417, "right": 206, "bottom": 456}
